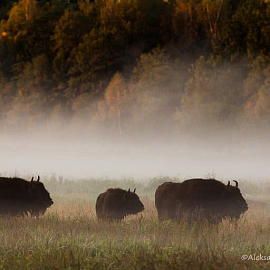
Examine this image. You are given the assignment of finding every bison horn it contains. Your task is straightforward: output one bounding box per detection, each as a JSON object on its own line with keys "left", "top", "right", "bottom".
{"left": 227, "top": 181, "right": 230, "bottom": 189}
{"left": 31, "top": 177, "right": 34, "bottom": 183}
{"left": 233, "top": 180, "right": 238, "bottom": 188}
{"left": 37, "top": 175, "right": 40, "bottom": 182}
{"left": 133, "top": 188, "right": 136, "bottom": 193}
{"left": 128, "top": 188, "right": 130, "bottom": 193}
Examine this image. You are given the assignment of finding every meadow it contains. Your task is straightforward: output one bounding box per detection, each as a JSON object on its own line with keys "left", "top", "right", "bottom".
{"left": 0, "top": 176, "right": 270, "bottom": 270}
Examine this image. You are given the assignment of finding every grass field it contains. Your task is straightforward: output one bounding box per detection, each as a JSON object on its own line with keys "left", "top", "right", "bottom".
{"left": 0, "top": 176, "right": 270, "bottom": 269}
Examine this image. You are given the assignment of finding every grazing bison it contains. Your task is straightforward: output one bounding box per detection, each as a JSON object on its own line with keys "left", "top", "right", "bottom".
{"left": 96, "top": 188, "right": 144, "bottom": 221}
{"left": 0, "top": 176, "right": 53, "bottom": 216}
{"left": 155, "top": 179, "right": 248, "bottom": 222}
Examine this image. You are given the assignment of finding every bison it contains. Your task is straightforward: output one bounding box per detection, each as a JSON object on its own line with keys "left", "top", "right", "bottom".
{"left": 155, "top": 178, "right": 248, "bottom": 222}
{"left": 0, "top": 176, "right": 53, "bottom": 217}
{"left": 96, "top": 188, "right": 144, "bottom": 221}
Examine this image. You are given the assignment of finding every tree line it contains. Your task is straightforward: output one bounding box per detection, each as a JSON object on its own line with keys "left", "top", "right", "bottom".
{"left": 0, "top": 0, "right": 269, "bottom": 137}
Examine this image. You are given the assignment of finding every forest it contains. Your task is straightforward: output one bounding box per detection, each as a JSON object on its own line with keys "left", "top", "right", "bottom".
{"left": 0, "top": 0, "right": 269, "bottom": 138}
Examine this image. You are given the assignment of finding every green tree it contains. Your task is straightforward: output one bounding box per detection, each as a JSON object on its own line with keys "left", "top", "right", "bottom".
{"left": 99, "top": 72, "right": 128, "bottom": 136}
{"left": 16, "top": 54, "right": 52, "bottom": 94}
{"left": 196, "top": 0, "right": 230, "bottom": 39}
{"left": 129, "top": 48, "right": 188, "bottom": 135}
{"left": 4, "top": 54, "right": 54, "bottom": 132}
{"left": 0, "top": 0, "right": 64, "bottom": 77}
{"left": 221, "top": 0, "right": 270, "bottom": 59}
{"left": 67, "top": 27, "right": 123, "bottom": 95}
{"left": 172, "top": 0, "right": 199, "bottom": 48}
{"left": 52, "top": 9, "right": 96, "bottom": 77}
{"left": 176, "top": 56, "right": 246, "bottom": 131}
{"left": 243, "top": 56, "right": 270, "bottom": 126}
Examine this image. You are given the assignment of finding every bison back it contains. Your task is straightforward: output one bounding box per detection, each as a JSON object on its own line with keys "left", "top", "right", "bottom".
{"left": 180, "top": 179, "right": 226, "bottom": 201}
{"left": 96, "top": 192, "right": 107, "bottom": 220}
{"left": 0, "top": 177, "right": 30, "bottom": 215}
{"left": 96, "top": 189, "right": 126, "bottom": 220}
{"left": 155, "top": 182, "right": 182, "bottom": 220}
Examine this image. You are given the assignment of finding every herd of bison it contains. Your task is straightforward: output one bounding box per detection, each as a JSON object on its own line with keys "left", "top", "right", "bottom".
{"left": 0, "top": 176, "right": 249, "bottom": 222}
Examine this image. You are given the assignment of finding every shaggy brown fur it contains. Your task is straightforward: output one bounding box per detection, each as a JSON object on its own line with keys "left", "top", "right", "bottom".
{"left": 0, "top": 176, "right": 53, "bottom": 216}
{"left": 96, "top": 188, "right": 144, "bottom": 221}
{"left": 155, "top": 179, "right": 248, "bottom": 222}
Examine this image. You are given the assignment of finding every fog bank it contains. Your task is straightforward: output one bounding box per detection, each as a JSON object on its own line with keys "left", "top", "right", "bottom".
{"left": 1, "top": 131, "right": 269, "bottom": 182}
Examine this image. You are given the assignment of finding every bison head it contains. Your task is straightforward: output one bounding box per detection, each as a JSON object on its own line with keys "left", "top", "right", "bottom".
{"left": 123, "top": 188, "right": 144, "bottom": 216}
{"left": 223, "top": 180, "right": 248, "bottom": 219}
{"left": 28, "top": 176, "right": 53, "bottom": 216}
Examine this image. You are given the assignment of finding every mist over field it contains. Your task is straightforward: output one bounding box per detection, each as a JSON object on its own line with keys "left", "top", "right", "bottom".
{"left": 0, "top": 0, "right": 269, "bottom": 183}
{"left": 1, "top": 125, "right": 270, "bottom": 181}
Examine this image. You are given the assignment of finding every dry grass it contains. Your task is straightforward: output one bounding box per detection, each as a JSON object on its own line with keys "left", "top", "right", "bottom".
{"left": 0, "top": 177, "right": 270, "bottom": 269}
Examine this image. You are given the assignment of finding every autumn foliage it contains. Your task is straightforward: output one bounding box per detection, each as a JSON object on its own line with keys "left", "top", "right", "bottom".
{"left": 0, "top": 0, "right": 269, "bottom": 137}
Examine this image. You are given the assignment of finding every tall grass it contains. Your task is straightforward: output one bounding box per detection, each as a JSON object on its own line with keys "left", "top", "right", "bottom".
{"left": 0, "top": 176, "right": 269, "bottom": 269}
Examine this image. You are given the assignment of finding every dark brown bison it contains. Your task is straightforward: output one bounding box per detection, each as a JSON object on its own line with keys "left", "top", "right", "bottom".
{"left": 155, "top": 178, "right": 248, "bottom": 222}
{"left": 96, "top": 188, "right": 144, "bottom": 221}
{"left": 0, "top": 176, "right": 53, "bottom": 216}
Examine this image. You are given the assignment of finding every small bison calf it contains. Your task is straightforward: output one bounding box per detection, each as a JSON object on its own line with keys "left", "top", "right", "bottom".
{"left": 96, "top": 188, "right": 144, "bottom": 221}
